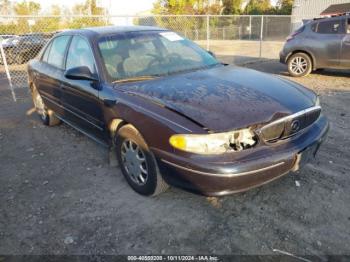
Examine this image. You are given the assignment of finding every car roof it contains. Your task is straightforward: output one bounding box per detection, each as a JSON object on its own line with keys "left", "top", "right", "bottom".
{"left": 57, "top": 25, "right": 167, "bottom": 39}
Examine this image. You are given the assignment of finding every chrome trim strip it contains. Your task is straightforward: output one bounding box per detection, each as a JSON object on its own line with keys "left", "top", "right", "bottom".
{"left": 161, "top": 159, "right": 285, "bottom": 177}
{"left": 258, "top": 105, "right": 321, "bottom": 133}
{"left": 42, "top": 94, "right": 104, "bottom": 131}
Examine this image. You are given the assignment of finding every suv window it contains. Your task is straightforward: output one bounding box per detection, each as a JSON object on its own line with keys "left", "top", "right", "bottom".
{"left": 311, "top": 23, "right": 317, "bottom": 32}
{"left": 316, "top": 19, "right": 345, "bottom": 34}
{"left": 347, "top": 18, "right": 350, "bottom": 34}
{"left": 47, "top": 36, "right": 70, "bottom": 69}
{"left": 66, "top": 36, "right": 96, "bottom": 74}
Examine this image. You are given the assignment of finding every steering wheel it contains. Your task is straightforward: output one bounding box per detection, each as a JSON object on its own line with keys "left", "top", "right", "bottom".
{"left": 146, "top": 53, "right": 182, "bottom": 69}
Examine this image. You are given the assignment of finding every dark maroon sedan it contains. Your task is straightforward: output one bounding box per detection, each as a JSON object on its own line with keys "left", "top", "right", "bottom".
{"left": 27, "top": 26, "right": 329, "bottom": 196}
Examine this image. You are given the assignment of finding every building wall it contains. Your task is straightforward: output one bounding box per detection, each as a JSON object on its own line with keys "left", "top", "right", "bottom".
{"left": 292, "top": 0, "right": 350, "bottom": 24}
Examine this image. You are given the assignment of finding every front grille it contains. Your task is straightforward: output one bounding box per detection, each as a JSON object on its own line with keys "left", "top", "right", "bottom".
{"left": 258, "top": 106, "right": 321, "bottom": 142}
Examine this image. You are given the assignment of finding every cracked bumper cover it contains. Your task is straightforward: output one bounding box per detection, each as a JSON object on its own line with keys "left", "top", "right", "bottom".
{"left": 153, "top": 115, "right": 329, "bottom": 196}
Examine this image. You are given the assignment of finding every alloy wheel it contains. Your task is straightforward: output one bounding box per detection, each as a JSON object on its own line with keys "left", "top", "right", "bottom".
{"left": 121, "top": 139, "right": 148, "bottom": 186}
{"left": 289, "top": 56, "right": 308, "bottom": 75}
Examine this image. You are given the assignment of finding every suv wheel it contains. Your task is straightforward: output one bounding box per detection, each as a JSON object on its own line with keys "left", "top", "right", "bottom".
{"left": 115, "top": 124, "right": 169, "bottom": 196}
{"left": 31, "top": 85, "right": 60, "bottom": 126}
{"left": 287, "top": 53, "right": 312, "bottom": 77}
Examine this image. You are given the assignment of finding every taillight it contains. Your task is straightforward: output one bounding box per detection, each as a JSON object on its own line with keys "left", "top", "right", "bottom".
{"left": 286, "top": 31, "right": 300, "bottom": 42}
{"left": 286, "top": 25, "right": 304, "bottom": 42}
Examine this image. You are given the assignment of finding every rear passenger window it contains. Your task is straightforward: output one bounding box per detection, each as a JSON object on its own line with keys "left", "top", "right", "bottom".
{"left": 47, "top": 36, "right": 70, "bottom": 69}
{"left": 347, "top": 18, "right": 350, "bottom": 34}
{"left": 316, "top": 19, "right": 345, "bottom": 34}
{"left": 311, "top": 23, "right": 317, "bottom": 32}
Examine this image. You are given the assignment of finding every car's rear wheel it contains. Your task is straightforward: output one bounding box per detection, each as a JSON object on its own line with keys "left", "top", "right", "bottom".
{"left": 31, "top": 85, "right": 60, "bottom": 126}
{"left": 287, "top": 53, "right": 312, "bottom": 77}
{"left": 115, "top": 124, "right": 169, "bottom": 196}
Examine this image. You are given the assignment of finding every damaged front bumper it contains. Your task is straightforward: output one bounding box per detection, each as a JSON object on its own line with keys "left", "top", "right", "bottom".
{"left": 153, "top": 115, "right": 329, "bottom": 196}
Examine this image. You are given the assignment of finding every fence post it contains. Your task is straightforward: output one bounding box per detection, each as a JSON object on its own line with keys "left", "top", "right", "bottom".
{"left": 0, "top": 42, "right": 16, "bottom": 102}
{"left": 249, "top": 15, "right": 252, "bottom": 40}
{"left": 206, "top": 15, "right": 210, "bottom": 50}
{"left": 259, "top": 15, "right": 264, "bottom": 58}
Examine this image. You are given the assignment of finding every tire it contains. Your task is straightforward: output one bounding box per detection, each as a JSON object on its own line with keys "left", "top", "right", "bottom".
{"left": 287, "top": 52, "right": 312, "bottom": 77}
{"left": 115, "top": 124, "right": 169, "bottom": 196}
{"left": 30, "top": 85, "right": 61, "bottom": 126}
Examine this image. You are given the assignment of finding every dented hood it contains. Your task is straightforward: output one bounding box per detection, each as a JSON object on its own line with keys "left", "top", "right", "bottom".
{"left": 118, "top": 65, "right": 316, "bottom": 132}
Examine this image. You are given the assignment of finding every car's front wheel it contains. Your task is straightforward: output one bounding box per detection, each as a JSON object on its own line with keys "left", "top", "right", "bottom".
{"left": 31, "top": 85, "right": 60, "bottom": 126}
{"left": 287, "top": 52, "right": 312, "bottom": 77}
{"left": 115, "top": 124, "right": 169, "bottom": 196}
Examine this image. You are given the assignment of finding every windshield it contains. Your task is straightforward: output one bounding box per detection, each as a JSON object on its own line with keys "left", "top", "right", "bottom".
{"left": 98, "top": 30, "right": 219, "bottom": 82}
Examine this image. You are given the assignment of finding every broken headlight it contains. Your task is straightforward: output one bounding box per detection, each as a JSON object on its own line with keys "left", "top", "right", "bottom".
{"left": 169, "top": 128, "right": 257, "bottom": 155}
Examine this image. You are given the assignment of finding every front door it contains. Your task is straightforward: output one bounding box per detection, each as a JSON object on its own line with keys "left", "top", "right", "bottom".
{"left": 60, "top": 35, "right": 105, "bottom": 140}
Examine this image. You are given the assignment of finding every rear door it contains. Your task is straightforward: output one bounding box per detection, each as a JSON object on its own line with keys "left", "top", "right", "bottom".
{"left": 60, "top": 35, "right": 105, "bottom": 139}
{"left": 312, "top": 18, "right": 345, "bottom": 68}
{"left": 340, "top": 17, "right": 350, "bottom": 68}
{"left": 34, "top": 35, "right": 71, "bottom": 116}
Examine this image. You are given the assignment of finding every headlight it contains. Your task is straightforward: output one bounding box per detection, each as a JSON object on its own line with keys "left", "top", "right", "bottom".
{"left": 169, "top": 128, "right": 257, "bottom": 155}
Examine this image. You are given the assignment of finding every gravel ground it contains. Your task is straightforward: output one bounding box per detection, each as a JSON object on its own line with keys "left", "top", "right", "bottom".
{"left": 0, "top": 60, "right": 349, "bottom": 257}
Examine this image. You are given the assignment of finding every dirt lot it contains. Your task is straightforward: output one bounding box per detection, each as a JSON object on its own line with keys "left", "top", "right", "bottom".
{"left": 0, "top": 60, "right": 349, "bottom": 257}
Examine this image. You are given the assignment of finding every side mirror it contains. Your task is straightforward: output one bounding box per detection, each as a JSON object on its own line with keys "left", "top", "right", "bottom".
{"left": 65, "top": 66, "right": 98, "bottom": 82}
{"left": 208, "top": 50, "right": 216, "bottom": 58}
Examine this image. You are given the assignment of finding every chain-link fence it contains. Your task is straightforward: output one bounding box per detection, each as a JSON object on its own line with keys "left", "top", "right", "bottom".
{"left": 0, "top": 15, "right": 293, "bottom": 91}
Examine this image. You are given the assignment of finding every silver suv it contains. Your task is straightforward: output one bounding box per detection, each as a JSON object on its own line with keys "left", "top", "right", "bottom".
{"left": 280, "top": 14, "right": 350, "bottom": 77}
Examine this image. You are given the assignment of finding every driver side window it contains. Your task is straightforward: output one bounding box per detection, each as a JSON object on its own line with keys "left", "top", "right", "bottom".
{"left": 66, "top": 36, "right": 96, "bottom": 74}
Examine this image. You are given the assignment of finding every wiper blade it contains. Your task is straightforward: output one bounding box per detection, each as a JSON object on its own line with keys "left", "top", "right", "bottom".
{"left": 166, "top": 63, "right": 221, "bottom": 76}
{"left": 112, "top": 75, "right": 158, "bottom": 84}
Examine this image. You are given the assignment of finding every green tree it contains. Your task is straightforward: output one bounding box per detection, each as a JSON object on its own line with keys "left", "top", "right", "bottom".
{"left": 32, "top": 4, "right": 62, "bottom": 33}
{"left": 244, "top": 0, "right": 272, "bottom": 15}
{"left": 13, "top": 0, "right": 40, "bottom": 15}
{"left": 151, "top": 0, "right": 223, "bottom": 40}
{"left": 71, "top": 0, "right": 104, "bottom": 15}
{"left": 70, "top": 0, "right": 106, "bottom": 29}
{"left": 275, "top": 0, "right": 293, "bottom": 15}
{"left": 13, "top": 1, "right": 41, "bottom": 34}
{"left": 222, "top": 0, "right": 243, "bottom": 15}
{"left": 152, "top": 0, "right": 222, "bottom": 15}
{"left": 51, "top": 4, "right": 61, "bottom": 16}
